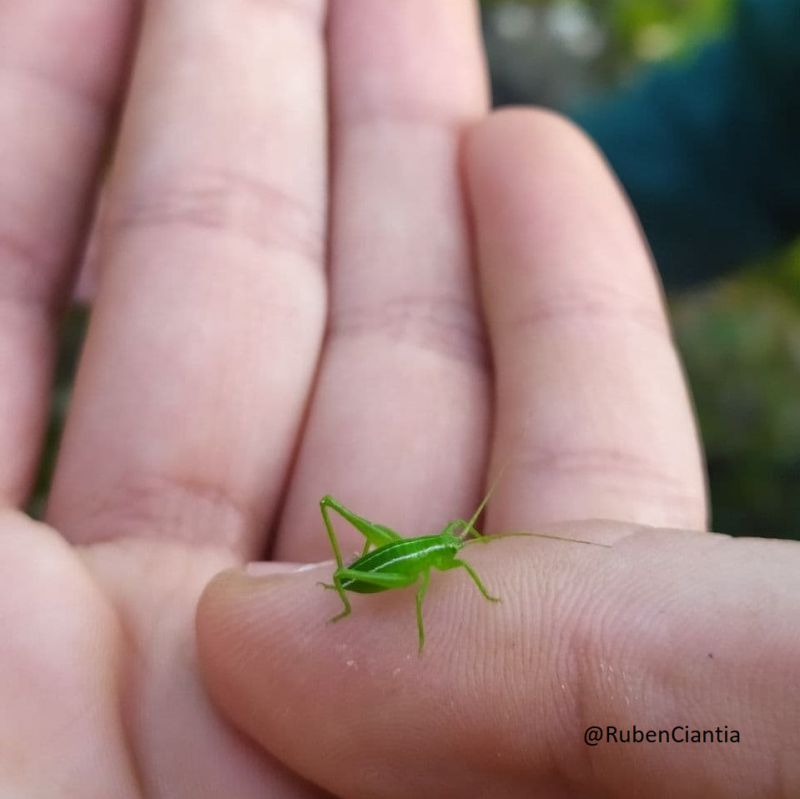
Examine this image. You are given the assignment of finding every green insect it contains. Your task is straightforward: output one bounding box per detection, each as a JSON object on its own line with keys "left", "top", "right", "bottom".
{"left": 318, "top": 470, "right": 607, "bottom": 653}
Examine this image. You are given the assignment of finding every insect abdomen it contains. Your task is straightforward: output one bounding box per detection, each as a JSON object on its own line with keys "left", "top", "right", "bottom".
{"left": 339, "top": 536, "right": 455, "bottom": 594}
{"left": 339, "top": 579, "right": 387, "bottom": 594}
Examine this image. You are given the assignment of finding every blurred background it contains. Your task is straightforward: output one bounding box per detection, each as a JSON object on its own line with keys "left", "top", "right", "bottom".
{"left": 480, "top": 0, "right": 800, "bottom": 540}
{"left": 33, "top": 0, "right": 800, "bottom": 540}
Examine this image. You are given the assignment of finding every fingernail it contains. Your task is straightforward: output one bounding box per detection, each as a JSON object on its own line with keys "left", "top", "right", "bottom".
{"left": 244, "top": 560, "right": 333, "bottom": 577}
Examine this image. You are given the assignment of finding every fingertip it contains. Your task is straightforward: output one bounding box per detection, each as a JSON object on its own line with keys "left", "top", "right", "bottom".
{"left": 465, "top": 106, "right": 606, "bottom": 190}
{"left": 194, "top": 547, "right": 587, "bottom": 796}
{"left": 463, "top": 104, "right": 645, "bottom": 287}
{"left": 196, "top": 564, "right": 328, "bottom": 683}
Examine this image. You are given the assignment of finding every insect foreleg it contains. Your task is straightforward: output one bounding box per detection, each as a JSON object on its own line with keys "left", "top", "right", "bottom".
{"left": 443, "top": 558, "right": 501, "bottom": 603}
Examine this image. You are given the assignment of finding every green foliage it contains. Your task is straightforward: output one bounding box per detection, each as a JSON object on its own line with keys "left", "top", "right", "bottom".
{"left": 672, "top": 245, "right": 800, "bottom": 539}
{"left": 481, "top": 0, "right": 732, "bottom": 66}
{"left": 483, "top": 0, "right": 800, "bottom": 539}
{"left": 611, "top": 0, "right": 732, "bottom": 61}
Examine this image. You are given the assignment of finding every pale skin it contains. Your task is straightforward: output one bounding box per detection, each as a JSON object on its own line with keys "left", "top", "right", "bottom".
{"left": 0, "top": 2, "right": 797, "bottom": 799}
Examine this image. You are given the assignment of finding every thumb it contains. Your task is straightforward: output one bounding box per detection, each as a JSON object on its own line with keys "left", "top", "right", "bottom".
{"left": 196, "top": 526, "right": 800, "bottom": 798}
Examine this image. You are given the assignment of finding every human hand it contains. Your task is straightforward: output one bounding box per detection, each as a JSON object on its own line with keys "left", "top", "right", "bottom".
{"left": 0, "top": 0, "right": 476, "bottom": 796}
{"left": 195, "top": 110, "right": 800, "bottom": 796}
{"left": 2, "top": 2, "right": 797, "bottom": 799}
{"left": 2, "top": 1, "right": 509, "bottom": 796}
{"left": 194, "top": 10, "right": 799, "bottom": 799}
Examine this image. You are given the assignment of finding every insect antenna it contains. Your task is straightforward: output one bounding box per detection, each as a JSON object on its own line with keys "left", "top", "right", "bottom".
{"left": 456, "top": 461, "right": 511, "bottom": 542}
{"left": 462, "top": 530, "right": 612, "bottom": 548}
{"left": 460, "top": 444, "right": 612, "bottom": 549}
{"left": 458, "top": 447, "right": 613, "bottom": 549}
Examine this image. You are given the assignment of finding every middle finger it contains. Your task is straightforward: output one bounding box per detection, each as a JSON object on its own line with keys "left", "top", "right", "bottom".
{"left": 275, "top": 0, "right": 491, "bottom": 561}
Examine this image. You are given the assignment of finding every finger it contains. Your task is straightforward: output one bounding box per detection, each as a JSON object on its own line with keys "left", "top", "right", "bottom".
{"left": 0, "top": 2, "right": 134, "bottom": 504}
{"left": 465, "top": 110, "right": 707, "bottom": 531}
{"left": 0, "top": 511, "right": 138, "bottom": 794}
{"left": 48, "top": 0, "right": 328, "bottom": 555}
{"left": 274, "top": 0, "right": 491, "bottom": 562}
{"left": 79, "top": 540, "right": 330, "bottom": 798}
{"left": 197, "top": 528, "right": 800, "bottom": 797}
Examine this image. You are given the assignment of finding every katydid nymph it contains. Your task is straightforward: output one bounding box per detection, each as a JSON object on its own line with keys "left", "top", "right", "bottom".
{"left": 318, "top": 468, "right": 610, "bottom": 653}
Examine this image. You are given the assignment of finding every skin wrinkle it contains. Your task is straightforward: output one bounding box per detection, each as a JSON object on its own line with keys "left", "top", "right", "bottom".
{"left": 507, "top": 291, "right": 671, "bottom": 339}
{"left": 107, "top": 168, "right": 325, "bottom": 266}
{"left": 517, "top": 448, "right": 695, "bottom": 494}
{"left": 329, "top": 293, "right": 490, "bottom": 369}
{"left": 513, "top": 450, "right": 705, "bottom": 522}
{"left": 341, "top": 110, "right": 484, "bottom": 137}
{"left": 67, "top": 473, "right": 259, "bottom": 553}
